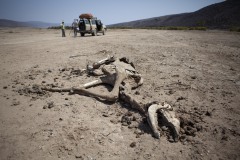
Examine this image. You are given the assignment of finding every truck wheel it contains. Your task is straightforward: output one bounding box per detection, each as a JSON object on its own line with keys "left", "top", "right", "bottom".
{"left": 102, "top": 29, "right": 105, "bottom": 35}
{"left": 81, "top": 33, "right": 85, "bottom": 37}
{"left": 92, "top": 30, "right": 97, "bottom": 36}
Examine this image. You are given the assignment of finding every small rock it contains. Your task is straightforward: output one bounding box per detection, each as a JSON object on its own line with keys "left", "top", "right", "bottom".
{"left": 110, "top": 119, "right": 118, "bottom": 124}
{"left": 134, "top": 129, "right": 143, "bottom": 135}
{"left": 128, "top": 123, "right": 137, "bottom": 129}
{"left": 185, "top": 130, "right": 192, "bottom": 136}
{"left": 132, "top": 116, "right": 137, "bottom": 121}
{"left": 192, "top": 128, "right": 197, "bottom": 133}
{"left": 135, "top": 91, "right": 140, "bottom": 95}
{"left": 191, "top": 76, "right": 197, "bottom": 79}
{"left": 42, "top": 81, "right": 46, "bottom": 84}
{"left": 180, "top": 128, "right": 185, "bottom": 134}
{"left": 12, "top": 101, "right": 20, "bottom": 106}
{"left": 121, "top": 115, "right": 132, "bottom": 125}
{"left": 180, "top": 135, "right": 187, "bottom": 142}
{"left": 177, "top": 96, "right": 185, "bottom": 101}
{"left": 116, "top": 112, "right": 122, "bottom": 116}
{"left": 236, "top": 81, "right": 240, "bottom": 86}
{"left": 221, "top": 135, "right": 228, "bottom": 141}
{"left": 75, "top": 155, "right": 83, "bottom": 159}
{"left": 102, "top": 113, "right": 109, "bottom": 117}
{"left": 205, "top": 111, "right": 212, "bottom": 116}
{"left": 168, "top": 137, "right": 175, "bottom": 143}
{"left": 183, "top": 141, "right": 187, "bottom": 145}
{"left": 65, "top": 97, "right": 68, "bottom": 100}
{"left": 59, "top": 118, "right": 63, "bottom": 121}
{"left": 130, "top": 142, "right": 136, "bottom": 148}
{"left": 3, "top": 86, "right": 7, "bottom": 89}
{"left": 186, "top": 136, "right": 193, "bottom": 142}
{"left": 126, "top": 112, "right": 133, "bottom": 116}
{"left": 161, "top": 126, "right": 168, "bottom": 131}
{"left": 221, "top": 128, "right": 226, "bottom": 134}
{"left": 196, "top": 125, "right": 202, "bottom": 131}
{"left": 47, "top": 101, "right": 54, "bottom": 109}
{"left": 167, "top": 90, "right": 174, "bottom": 95}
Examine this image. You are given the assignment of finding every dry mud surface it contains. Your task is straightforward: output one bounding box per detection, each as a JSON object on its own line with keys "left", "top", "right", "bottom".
{"left": 0, "top": 28, "right": 240, "bottom": 160}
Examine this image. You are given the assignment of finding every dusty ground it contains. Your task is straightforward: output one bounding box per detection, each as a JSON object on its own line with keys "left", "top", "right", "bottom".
{"left": 0, "top": 28, "right": 239, "bottom": 160}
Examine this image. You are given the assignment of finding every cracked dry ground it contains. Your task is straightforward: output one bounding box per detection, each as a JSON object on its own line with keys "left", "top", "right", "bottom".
{"left": 0, "top": 28, "right": 240, "bottom": 160}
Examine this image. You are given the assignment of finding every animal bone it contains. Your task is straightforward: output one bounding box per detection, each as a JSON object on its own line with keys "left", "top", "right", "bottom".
{"left": 159, "top": 107, "right": 180, "bottom": 142}
{"left": 43, "top": 68, "right": 124, "bottom": 101}
{"left": 93, "top": 55, "right": 115, "bottom": 69}
{"left": 148, "top": 103, "right": 180, "bottom": 141}
{"left": 42, "top": 56, "right": 180, "bottom": 141}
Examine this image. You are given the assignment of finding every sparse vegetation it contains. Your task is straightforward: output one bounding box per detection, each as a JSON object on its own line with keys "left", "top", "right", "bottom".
{"left": 48, "top": 26, "right": 72, "bottom": 29}
{"left": 108, "top": 26, "right": 207, "bottom": 31}
{"left": 7, "top": 30, "right": 14, "bottom": 33}
{"left": 229, "top": 26, "right": 240, "bottom": 32}
{"left": 196, "top": 20, "right": 206, "bottom": 27}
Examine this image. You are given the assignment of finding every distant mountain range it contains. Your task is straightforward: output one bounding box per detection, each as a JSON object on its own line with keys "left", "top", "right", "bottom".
{"left": 108, "top": 0, "right": 240, "bottom": 29}
{"left": 0, "top": 19, "right": 63, "bottom": 28}
{"left": 1, "top": 0, "right": 239, "bottom": 29}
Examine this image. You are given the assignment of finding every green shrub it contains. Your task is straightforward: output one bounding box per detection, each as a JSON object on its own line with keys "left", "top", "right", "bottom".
{"left": 48, "top": 26, "right": 72, "bottom": 29}
{"left": 196, "top": 20, "right": 206, "bottom": 27}
{"left": 189, "top": 27, "right": 207, "bottom": 31}
{"left": 229, "top": 27, "right": 240, "bottom": 32}
{"left": 108, "top": 26, "right": 207, "bottom": 31}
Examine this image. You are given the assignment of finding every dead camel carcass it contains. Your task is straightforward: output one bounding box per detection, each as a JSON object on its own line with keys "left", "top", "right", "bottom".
{"left": 42, "top": 56, "right": 180, "bottom": 142}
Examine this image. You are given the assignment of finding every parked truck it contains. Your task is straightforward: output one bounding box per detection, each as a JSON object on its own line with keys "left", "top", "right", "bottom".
{"left": 78, "top": 13, "right": 106, "bottom": 37}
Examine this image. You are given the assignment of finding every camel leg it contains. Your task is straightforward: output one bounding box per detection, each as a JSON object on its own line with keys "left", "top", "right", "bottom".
{"left": 83, "top": 74, "right": 116, "bottom": 88}
{"left": 42, "top": 87, "right": 72, "bottom": 92}
{"left": 92, "top": 56, "right": 115, "bottom": 69}
{"left": 43, "top": 67, "right": 126, "bottom": 102}
{"left": 119, "top": 91, "right": 147, "bottom": 114}
{"left": 73, "top": 66, "right": 127, "bottom": 101}
{"left": 42, "top": 75, "right": 115, "bottom": 92}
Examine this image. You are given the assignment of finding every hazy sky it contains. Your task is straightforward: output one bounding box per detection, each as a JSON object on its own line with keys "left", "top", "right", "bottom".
{"left": 0, "top": 0, "right": 225, "bottom": 25}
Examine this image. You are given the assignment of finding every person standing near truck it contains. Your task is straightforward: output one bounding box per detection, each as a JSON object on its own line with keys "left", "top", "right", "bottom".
{"left": 72, "top": 19, "right": 78, "bottom": 37}
{"left": 61, "top": 21, "right": 66, "bottom": 37}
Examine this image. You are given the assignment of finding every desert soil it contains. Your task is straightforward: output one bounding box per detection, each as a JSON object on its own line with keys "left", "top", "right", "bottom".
{"left": 0, "top": 28, "right": 239, "bottom": 160}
